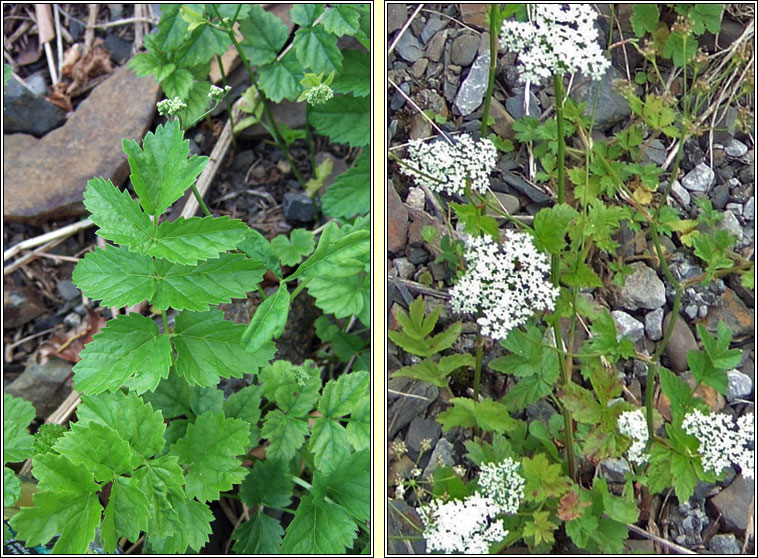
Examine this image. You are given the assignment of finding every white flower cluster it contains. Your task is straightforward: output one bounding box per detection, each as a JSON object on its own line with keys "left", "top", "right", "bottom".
{"left": 499, "top": 4, "right": 610, "bottom": 84}
{"left": 450, "top": 232, "right": 558, "bottom": 340}
{"left": 208, "top": 84, "right": 232, "bottom": 99}
{"left": 156, "top": 97, "right": 187, "bottom": 117}
{"left": 420, "top": 458, "right": 525, "bottom": 554}
{"left": 400, "top": 134, "right": 497, "bottom": 196}
{"left": 682, "top": 410, "right": 754, "bottom": 480}
{"left": 304, "top": 83, "right": 334, "bottom": 105}
{"left": 477, "top": 457, "right": 525, "bottom": 514}
{"left": 617, "top": 409, "right": 650, "bottom": 466}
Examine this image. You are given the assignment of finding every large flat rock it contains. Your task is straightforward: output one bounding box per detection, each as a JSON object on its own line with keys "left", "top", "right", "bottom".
{"left": 3, "top": 64, "right": 160, "bottom": 224}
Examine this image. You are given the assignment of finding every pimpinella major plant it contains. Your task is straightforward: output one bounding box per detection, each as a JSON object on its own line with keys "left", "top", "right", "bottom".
{"left": 7, "top": 90, "right": 370, "bottom": 553}
{"left": 389, "top": 3, "right": 753, "bottom": 554}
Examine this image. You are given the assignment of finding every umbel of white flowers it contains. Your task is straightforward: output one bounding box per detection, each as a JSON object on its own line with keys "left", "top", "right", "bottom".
{"left": 399, "top": 133, "right": 498, "bottom": 196}
{"left": 499, "top": 4, "right": 610, "bottom": 83}
{"left": 420, "top": 458, "right": 525, "bottom": 554}
{"left": 450, "top": 232, "right": 559, "bottom": 341}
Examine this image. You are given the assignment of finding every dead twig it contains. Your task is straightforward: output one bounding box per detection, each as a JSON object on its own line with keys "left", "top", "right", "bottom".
{"left": 3, "top": 218, "right": 93, "bottom": 261}
{"left": 86, "top": 16, "right": 157, "bottom": 29}
{"left": 388, "top": 4, "right": 424, "bottom": 55}
{"left": 625, "top": 523, "right": 697, "bottom": 555}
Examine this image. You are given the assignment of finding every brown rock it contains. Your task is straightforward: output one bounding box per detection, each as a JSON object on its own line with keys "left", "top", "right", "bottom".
{"left": 3, "top": 64, "right": 161, "bottom": 224}
{"left": 702, "top": 288, "right": 754, "bottom": 338}
{"left": 488, "top": 97, "right": 515, "bottom": 139}
{"left": 710, "top": 475, "right": 754, "bottom": 532}
{"left": 3, "top": 285, "right": 46, "bottom": 328}
{"left": 407, "top": 207, "right": 444, "bottom": 257}
{"left": 663, "top": 311, "right": 698, "bottom": 373}
{"left": 388, "top": 182, "right": 409, "bottom": 255}
{"left": 459, "top": 4, "right": 488, "bottom": 29}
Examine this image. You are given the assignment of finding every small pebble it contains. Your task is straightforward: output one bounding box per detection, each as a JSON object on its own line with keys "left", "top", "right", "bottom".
{"left": 725, "top": 138, "right": 748, "bottom": 158}
{"left": 744, "top": 197, "right": 754, "bottom": 221}
{"left": 63, "top": 312, "right": 81, "bottom": 328}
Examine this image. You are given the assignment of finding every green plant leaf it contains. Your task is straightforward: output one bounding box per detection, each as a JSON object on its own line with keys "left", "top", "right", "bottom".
{"left": 320, "top": 5, "right": 361, "bottom": 36}
{"left": 237, "top": 228, "right": 282, "bottom": 278}
{"left": 258, "top": 360, "right": 322, "bottom": 417}
{"left": 271, "top": 229, "right": 315, "bottom": 266}
{"left": 161, "top": 67, "right": 194, "bottom": 99}
{"left": 309, "top": 417, "right": 351, "bottom": 472}
{"left": 308, "top": 272, "right": 369, "bottom": 320}
{"left": 122, "top": 120, "right": 208, "bottom": 217}
{"left": 3, "top": 393, "right": 35, "bottom": 463}
{"left": 152, "top": 253, "right": 265, "bottom": 311}
{"left": 698, "top": 322, "right": 742, "bottom": 370}
{"left": 393, "top": 354, "right": 474, "bottom": 387}
{"left": 72, "top": 244, "right": 156, "bottom": 308}
{"left": 307, "top": 94, "right": 369, "bottom": 147}
{"left": 170, "top": 412, "right": 250, "bottom": 502}
{"left": 522, "top": 453, "right": 570, "bottom": 503}
{"left": 290, "top": 221, "right": 369, "bottom": 280}
{"left": 322, "top": 150, "right": 370, "bottom": 218}
{"left": 53, "top": 421, "right": 132, "bottom": 482}
{"left": 4, "top": 466, "right": 22, "bottom": 507}
{"left": 331, "top": 49, "right": 370, "bottom": 97}
{"left": 101, "top": 476, "right": 150, "bottom": 552}
{"left": 290, "top": 4, "right": 325, "bottom": 26}
{"left": 687, "top": 350, "right": 728, "bottom": 395}
{"left": 151, "top": 216, "right": 248, "bottom": 264}
{"left": 562, "top": 259, "right": 603, "bottom": 288}
{"left": 347, "top": 396, "right": 370, "bottom": 451}
{"left": 131, "top": 454, "right": 185, "bottom": 535}
{"left": 318, "top": 370, "right": 369, "bottom": 418}
{"left": 490, "top": 325, "right": 551, "bottom": 378}
{"left": 280, "top": 495, "right": 357, "bottom": 554}
{"left": 9, "top": 453, "right": 101, "bottom": 554}
{"left": 240, "top": 458, "right": 293, "bottom": 509}
{"left": 173, "top": 309, "right": 265, "bottom": 387}
{"left": 238, "top": 5, "right": 288, "bottom": 65}
{"left": 533, "top": 203, "right": 578, "bottom": 255}
{"left": 450, "top": 201, "right": 499, "bottom": 239}
{"left": 261, "top": 409, "right": 309, "bottom": 461}
{"left": 313, "top": 449, "right": 369, "bottom": 522}
{"left": 293, "top": 26, "right": 342, "bottom": 74}
{"left": 154, "top": 4, "right": 188, "bottom": 50}
{"left": 73, "top": 313, "right": 171, "bottom": 395}
{"left": 523, "top": 510, "right": 557, "bottom": 547}
{"left": 147, "top": 496, "right": 214, "bottom": 553}
{"left": 258, "top": 50, "right": 303, "bottom": 102}
{"left": 232, "top": 513, "right": 284, "bottom": 554}
{"left": 582, "top": 309, "right": 636, "bottom": 364}
{"left": 175, "top": 22, "right": 232, "bottom": 67}
{"left": 242, "top": 283, "right": 290, "bottom": 354}
{"left": 223, "top": 384, "right": 263, "bottom": 447}
{"left": 437, "top": 397, "right": 516, "bottom": 434}
{"left": 631, "top": 5, "right": 660, "bottom": 37}
{"left": 593, "top": 477, "right": 638, "bottom": 524}
{"left": 387, "top": 296, "right": 461, "bottom": 357}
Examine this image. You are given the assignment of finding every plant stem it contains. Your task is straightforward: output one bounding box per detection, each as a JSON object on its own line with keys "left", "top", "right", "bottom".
{"left": 479, "top": 5, "right": 498, "bottom": 138}
{"left": 215, "top": 52, "right": 236, "bottom": 152}
{"left": 289, "top": 277, "right": 313, "bottom": 302}
{"left": 190, "top": 183, "right": 212, "bottom": 217}
{"left": 305, "top": 103, "right": 317, "bottom": 171}
{"left": 473, "top": 328, "right": 484, "bottom": 400}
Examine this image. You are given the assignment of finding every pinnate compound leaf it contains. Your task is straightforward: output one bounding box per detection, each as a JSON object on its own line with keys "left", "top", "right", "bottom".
{"left": 101, "top": 476, "right": 150, "bottom": 552}
{"left": 318, "top": 370, "right": 369, "bottom": 418}
{"left": 238, "top": 5, "right": 288, "bottom": 65}
{"left": 322, "top": 150, "right": 370, "bottom": 218}
{"left": 280, "top": 495, "right": 357, "bottom": 554}
{"left": 240, "top": 458, "right": 293, "bottom": 509}
{"left": 583, "top": 309, "right": 636, "bottom": 363}
{"left": 562, "top": 259, "right": 603, "bottom": 288}
{"left": 308, "top": 94, "right": 369, "bottom": 147}
{"left": 73, "top": 313, "right": 172, "bottom": 395}
{"left": 53, "top": 421, "right": 132, "bottom": 482}
{"left": 259, "top": 360, "right": 322, "bottom": 417}
{"left": 148, "top": 497, "right": 213, "bottom": 553}
{"left": 437, "top": 398, "right": 516, "bottom": 434}
{"left": 237, "top": 228, "right": 282, "bottom": 278}
{"left": 242, "top": 283, "right": 290, "bottom": 354}
{"left": 83, "top": 177, "right": 153, "bottom": 252}
{"left": 170, "top": 412, "right": 250, "bottom": 502}
{"left": 3, "top": 393, "right": 35, "bottom": 463}
{"left": 293, "top": 26, "right": 342, "bottom": 74}
{"left": 271, "top": 229, "right": 315, "bottom": 266}
{"left": 533, "top": 203, "right": 578, "bottom": 254}
{"left": 151, "top": 216, "right": 248, "bottom": 264}
{"left": 152, "top": 253, "right": 265, "bottom": 311}
{"left": 132, "top": 455, "right": 185, "bottom": 535}
{"left": 232, "top": 513, "right": 284, "bottom": 554}
{"left": 261, "top": 409, "right": 309, "bottom": 461}
{"left": 698, "top": 322, "right": 742, "bottom": 370}
{"left": 320, "top": 5, "right": 361, "bottom": 36}
{"left": 9, "top": 453, "right": 101, "bottom": 554}
{"left": 291, "top": 221, "right": 369, "bottom": 280}
{"left": 223, "top": 384, "right": 263, "bottom": 447}
{"left": 257, "top": 49, "right": 303, "bottom": 102}
{"left": 173, "top": 309, "right": 263, "bottom": 387}
{"left": 309, "top": 417, "right": 351, "bottom": 472}
{"left": 331, "top": 49, "right": 370, "bottom": 97}
{"left": 122, "top": 120, "right": 208, "bottom": 216}
{"left": 72, "top": 245, "right": 156, "bottom": 308}
{"left": 314, "top": 449, "right": 370, "bottom": 522}
{"left": 393, "top": 354, "right": 474, "bottom": 387}
{"left": 491, "top": 325, "right": 551, "bottom": 377}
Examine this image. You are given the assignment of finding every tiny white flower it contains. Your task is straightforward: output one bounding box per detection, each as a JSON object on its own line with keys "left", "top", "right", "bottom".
{"left": 156, "top": 96, "right": 187, "bottom": 116}
{"left": 450, "top": 232, "right": 558, "bottom": 340}
{"left": 399, "top": 133, "right": 498, "bottom": 196}
{"left": 304, "top": 83, "right": 334, "bottom": 105}
{"left": 477, "top": 458, "right": 525, "bottom": 515}
{"left": 500, "top": 4, "right": 610, "bottom": 84}
{"left": 617, "top": 409, "right": 650, "bottom": 466}
{"left": 682, "top": 410, "right": 754, "bottom": 479}
{"left": 208, "top": 84, "right": 232, "bottom": 99}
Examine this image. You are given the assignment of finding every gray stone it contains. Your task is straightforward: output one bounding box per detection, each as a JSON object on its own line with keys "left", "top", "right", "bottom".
{"left": 612, "top": 311, "right": 644, "bottom": 343}
{"left": 395, "top": 31, "right": 424, "bottom": 63}
{"left": 617, "top": 262, "right": 666, "bottom": 311}
{"left": 104, "top": 33, "right": 132, "bottom": 64}
{"left": 388, "top": 381, "right": 439, "bottom": 438}
{"left": 726, "top": 369, "right": 752, "bottom": 402}
{"left": 669, "top": 180, "right": 691, "bottom": 207}
{"left": 394, "top": 257, "right": 415, "bottom": 280}
{"left": 56, "top": 279, "right": 80, "bottom": 302}
{"left": 421, "top": 16, "right": 446, "bottom": 43}
{"left": 708, "top": 534, "right": 741, "bottom": 554}
{"left": 282, "top": 192, "right": 314, "bottom": 223}
{"left": 725, "top": 138, "right": 748, "bottom": 158}
{"left": 4, "top": 286, "right": 47, "bottom": 328}
{"left": 718, "top": 210, "right": 743, "bottom": 242}
{"left": 5, "top": 356, "right": 74, "bottom": 417}
{"left": 486, "top": 192, "right": 520, "bottom": 216}
{"left": 407, "top": 246, "right": 428, "bottom": 265}
{"left": 387, "top": 3, "right": 407, "bottom": 34}
{"left": 725, "top": 202, "right": 743, "bottom": 215}
{"left": 711, "top": 183, "right": 730, "bottom": 209}
{"left": 406, "top": 416, "right": 442, "bottom": 459}
{"left": 505, "top": 90, "right": 540, "bottom": 119}
{"left": 390, "top": 81, "right": 410, "bottom": 111}
{"left": 3, "top": 75, "right": 66, "bottom": 137}
{"left": 410, "top": 58, "right": 428, "bottom": 79}
{"left": 388, "top": 182, "right": 409, "bottom": 254}
{"left": 681, "top": 162, "right": 715, "bottom": 192}
{"left": 744, "top": 197, "right": 754, "bottom": 220}
{"left": 423, "top": 437, "right": 455, "bottom": 478}
{"left": 642, "top": 139, "right": 667, "bottom": 166}
{"left": 405, "top": 187, "right": 426, "bottom": 211}
{"left": 684, "top": 304, "right": 698, "bottom": 320}
{"left": 710, "top": 475, "right": 754, "bottom": 531}
{"left": 526, "top": 399, "right": 557, "bottom": 425}
{"left": 63, "top": 312, "right": 82, "bottom": 328}
{"left": 425, "top": 29, "right": 448, "bottom": 62}
{"left": 453, "top": 50, "right": 489, "bottom": 116}
{"left": 388, "top": 499, "right": 426, "bottom": 554}
{"left": 663, "top": 312, "right": 698, "bottom": 372}
{"left": 570, "top": 65, "right": 630, "bottom": 131}
{"left": 645, "top": 308, "right": 664, "bottom": 341}
{"left": 450, "top": 33, "right": 479, "bottom": 66}
{"left": 599, "top": 458, "right": 632, "bottom": 483}
{"left": 25, "top": 74, "right": 48, "bottom": 97}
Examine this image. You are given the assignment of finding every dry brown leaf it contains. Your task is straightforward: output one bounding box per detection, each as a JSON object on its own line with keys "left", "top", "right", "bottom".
{"left": 38, "top": 309, "right": 107, "bottom": 364}
{"left": 557, "top": 489, "right": 591, "bottom": 521}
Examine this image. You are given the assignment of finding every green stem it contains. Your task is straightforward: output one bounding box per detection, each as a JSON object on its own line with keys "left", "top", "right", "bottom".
{"left": 289, "top": 277, "right": 313, "bottom": 302}
{"left": 256, "top": 284, "right": 267, "bottom": 300}
{"left": 190, "top": 183, "right": 212, "bottom": 217}
{"left": 305, "top": 104, "right": 317, "bottom": 172}
{"left": 215, "top": 53, "right": 236, "bottom": 152}
{"left": 479, "top": 5, "right": 498, "bottom": 138}
{"left": 473, "top": 329, "right": 484, "bottom": 400}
